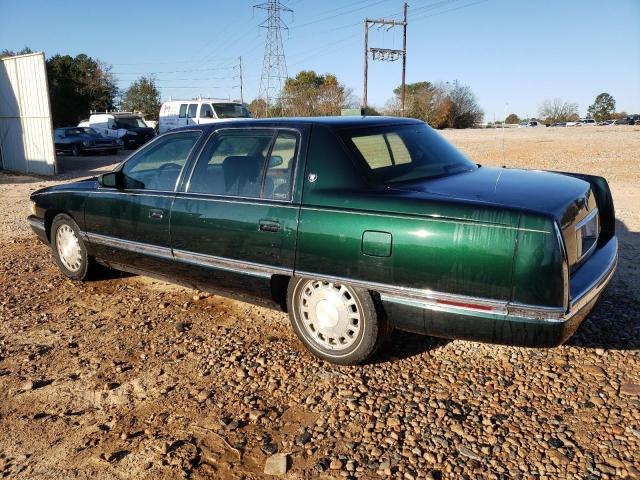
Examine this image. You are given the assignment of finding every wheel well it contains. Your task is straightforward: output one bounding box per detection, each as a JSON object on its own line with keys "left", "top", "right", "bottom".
{"left": 44, "top": 210, "right": 69, "bottom": 242}
{"left": 270, "top": 274, "right": 291, "bottom": 312}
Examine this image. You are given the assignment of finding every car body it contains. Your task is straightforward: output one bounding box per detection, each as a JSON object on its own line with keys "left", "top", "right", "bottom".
{"left": 550, "top": 122, "right": 567, "bottom": 127}
{"left": 28, "top": 117, "right": 618, "bottom": 364}
{"left": 85, "top": 112, "right": 156, "bottom": 149}
{"left": 158, "top": 99, "right": 251, "bottom": 134}
{"left": 54, "top": 127, "right": 123, "bottom": 156}
{"left": 575, "top": 118, "right": 597, "bottom": 127}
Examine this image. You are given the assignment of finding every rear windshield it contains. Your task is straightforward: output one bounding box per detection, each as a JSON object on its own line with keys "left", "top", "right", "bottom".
{"left": 114, "top": 117, "right": 147, "bottom": 129}
{"left": 340, "top": 123, "right": 477, "bottom": 184}
{"left": 212, "top": 103, "right": 251, "bottom": 119}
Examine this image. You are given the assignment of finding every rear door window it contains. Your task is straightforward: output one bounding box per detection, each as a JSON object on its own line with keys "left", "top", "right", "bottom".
{"left": 178, "top": 104, "right": 188, "bottom": 118}
{"left": 187, "top": 104, "right": 198, "bottom": 118}
{"left": 187, "top": 129, "right": 275, "bottom": 198}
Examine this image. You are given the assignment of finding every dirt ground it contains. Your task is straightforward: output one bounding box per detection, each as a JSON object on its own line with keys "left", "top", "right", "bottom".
{"left": 0, "top": 127, "right": 638, "bottom": 479}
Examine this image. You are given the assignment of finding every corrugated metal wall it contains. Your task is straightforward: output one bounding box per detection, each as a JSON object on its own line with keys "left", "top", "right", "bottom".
{"left": 0, "top": 52, "right": 57, "bottom": 175}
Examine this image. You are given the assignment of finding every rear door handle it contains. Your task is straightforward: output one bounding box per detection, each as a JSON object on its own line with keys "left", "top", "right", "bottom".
{"left": 149, "top": 209, "right": 164, "bottom": 220}
{"left": 259, "top": 220, "right": 280, "bottom": 233}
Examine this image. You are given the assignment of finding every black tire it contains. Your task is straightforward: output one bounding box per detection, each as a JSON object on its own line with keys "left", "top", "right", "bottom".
{"left": 71, "top": 144, "right": 81, "bottom": 157}
{"left": 50, "top": 214, "right": 96, "bottom": 281}
{"left": 287, "top": 277, "right": 389, "bottom": 365}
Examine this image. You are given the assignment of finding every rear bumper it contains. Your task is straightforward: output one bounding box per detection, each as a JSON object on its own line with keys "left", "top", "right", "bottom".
{"left": 382, "top": 235, "right": 618, "bottom": 347}
{"left": 28, "top": 215, "right": 48, "bottom": 244}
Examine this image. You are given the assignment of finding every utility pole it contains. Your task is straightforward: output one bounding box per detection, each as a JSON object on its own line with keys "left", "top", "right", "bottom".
{"left": 401, "top": 2, "right": 407, "bottom": 116}
{"left": 255, "top": 0, "right": 292, "bottom": 116}
{"left": 363, "top": 2, "right": 408, "bottom": 115}
{"left": 238, "top": 56, "right": 244, "bottom": 104}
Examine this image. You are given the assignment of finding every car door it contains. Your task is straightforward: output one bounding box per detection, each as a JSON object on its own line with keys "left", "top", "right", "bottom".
{"left": 169, "top": 127, "right": 304, "bottom": 298}
{"left": 83, "top": 130, "right": 202, "bottom": 272}
{"left": 186, "top": 103, "right": 198, "bottom": 126}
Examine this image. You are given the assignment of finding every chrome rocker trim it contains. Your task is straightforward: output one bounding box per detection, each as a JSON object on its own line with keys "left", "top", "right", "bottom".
{"left": 84, "top": 231, "right": 293, "bottom": 278}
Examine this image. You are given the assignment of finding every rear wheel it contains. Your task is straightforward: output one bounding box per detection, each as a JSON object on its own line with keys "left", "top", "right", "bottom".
{"left": 50, "top": 214, "right": 96, "bottom": 281}
{"left": 287, "top": 277, "right": 388, "bottom": 365}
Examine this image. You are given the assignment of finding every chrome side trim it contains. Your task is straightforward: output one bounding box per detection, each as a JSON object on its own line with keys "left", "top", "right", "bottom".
{"left": 295, "top": 271, "right": 568, "bottom": 323}
{"left": 173, "top": 249, "right": 292, "bottom": 278}
{"left": 28, "top": 216, "right": 46, "bottom": 233}
{"left": 84, "top": 231, "right": 292, "bottom": 278}
{"left": 84, "top": 232, "right": 173, "bottom": 260}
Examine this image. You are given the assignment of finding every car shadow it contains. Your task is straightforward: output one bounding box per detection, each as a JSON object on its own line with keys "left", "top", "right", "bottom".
{"left": 568, "top": 219, "right": 640, "bottom": 350}
{"left": 372, "top": 330, "right": 450, "bottom": 363}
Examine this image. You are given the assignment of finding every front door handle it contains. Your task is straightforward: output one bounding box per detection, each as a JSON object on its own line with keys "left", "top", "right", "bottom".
{"left": 259, "top": 220, "right": 280, "bottom": 233}
{"left": 149, "top": 208, "right": 164, "bottom": 220}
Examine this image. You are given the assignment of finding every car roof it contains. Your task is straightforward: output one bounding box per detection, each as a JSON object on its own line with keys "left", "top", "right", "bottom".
{"left": 168, "top": 116, "right": 422, "bottom": 133}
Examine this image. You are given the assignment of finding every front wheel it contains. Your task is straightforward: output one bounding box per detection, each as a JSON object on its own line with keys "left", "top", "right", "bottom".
{"left": 287, "top": 277, "right": 388, "bottom": 365}
{"left": 50, "top": 214, "right": 96, "bottom": 280}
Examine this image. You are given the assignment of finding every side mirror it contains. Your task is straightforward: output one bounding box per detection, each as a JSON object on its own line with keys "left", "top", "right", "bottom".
{"left": 269, "top": 155, "right": 283, "bottom": 168}
{"left": 110, "top": 124, "right": 117, "bottom": 130}
{"left": 99, "top": 171, "right": 123, "bottom": 189}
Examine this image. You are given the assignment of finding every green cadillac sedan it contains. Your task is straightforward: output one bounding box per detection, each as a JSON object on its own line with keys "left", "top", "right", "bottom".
{"left": 28, "top": 117, "right": 618, "bottom": 365}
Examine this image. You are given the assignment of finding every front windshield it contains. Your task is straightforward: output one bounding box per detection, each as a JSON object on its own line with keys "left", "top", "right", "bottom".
{"left": 212, "top": 103, "right": 251, "bottom": 119}
{"left": 341, "top": 123, "right": 477, "bottom": 184}
{"left": 114, "top": 116, "right": 147, "bottom": 128}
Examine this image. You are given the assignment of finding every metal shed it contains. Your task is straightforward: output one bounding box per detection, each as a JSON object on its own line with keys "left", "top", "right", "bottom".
{"left": 0, "top": 52, "right": 57, "bottom": 176}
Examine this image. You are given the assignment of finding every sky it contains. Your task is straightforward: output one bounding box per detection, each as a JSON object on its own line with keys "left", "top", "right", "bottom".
{"left": 1, "top": 0, "right": 639, "bottom": 119}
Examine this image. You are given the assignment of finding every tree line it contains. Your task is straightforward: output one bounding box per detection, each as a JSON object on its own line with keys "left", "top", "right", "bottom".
{"left": 0, "top": 48, "right": 628, "bottom": 129}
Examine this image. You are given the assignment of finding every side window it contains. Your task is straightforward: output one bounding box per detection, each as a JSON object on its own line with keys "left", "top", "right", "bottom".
{"left": 187, "top": 104, "right": 198, "bottom": 118}
{"left": 188, "top": 129, "right": 274, "bottom": 198}
{"left": 263, "top": 132, "right": 298, "bottom": 200}
{"left": 200, "top": 104, "right": 214, "bottom": 119}
{"left": 121, "top": 131, "right": 200, "bottom": 191}
{"left": 178, "top": 104, "right": 188, "bottom": 118}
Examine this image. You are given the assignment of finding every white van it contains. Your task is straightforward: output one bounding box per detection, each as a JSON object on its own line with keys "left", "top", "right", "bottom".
{"left": 158, "top": 99, "right": 251, "bottom": 133}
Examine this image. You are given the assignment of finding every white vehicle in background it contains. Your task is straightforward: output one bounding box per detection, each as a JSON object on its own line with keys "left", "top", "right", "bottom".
{"left": 79, "top": 112, "right": 156, "bottom": 149}
{"left": 575, "top": 118, "right": 597, "bottom": 126}
{"left": 158, "top": 99, "right": 251, "bottom": 133}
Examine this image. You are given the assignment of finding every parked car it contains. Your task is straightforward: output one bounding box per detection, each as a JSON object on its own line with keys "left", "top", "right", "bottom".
{"left": 550, "top": 122, "right": 567, "bottom": 127}
{"left": 28, "top": 117, "right": 618, "bottom": 365}
{"left": 612, "top": 118, "right": 630, "bottom": 125}
{"left": 54, "top": 127, "right": 123, "bottom": 156}
{"left": 83, "top": 112, "right": 156, "bottom": 150}
{"left": 158, "top": 99, "right": 251, "bottom": 134}
{"left": 575, "top": 118, "right": 597, "bottom": 127}
{"left": 518, "top": 121, "right": 542, "bottom": 127}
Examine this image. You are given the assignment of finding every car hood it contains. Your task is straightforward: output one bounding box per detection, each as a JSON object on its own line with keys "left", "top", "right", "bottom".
{"left": 389, "top": 166, "right": 591, "bottom": 221}
{"left": 31, "top": 178, "right": 98, "bottom": 198}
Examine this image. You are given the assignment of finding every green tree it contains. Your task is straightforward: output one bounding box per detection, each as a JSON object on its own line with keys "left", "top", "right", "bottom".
{"left": 120, "top": 76, "right": 162, "bottom": 121}
{"left": 46, "top": 54, "right": 118, "bottom": 126}
{"left": 279, "top": 70, "right": 350, "bottom": 117}
{"left": 587, "top": 93, "right": 616, "bottom": 121}
{"left": 505, "top": 113, "right": 520, "bottom": 124}
{"left": 0, "top": 46, "right": 33, "bottom": 59}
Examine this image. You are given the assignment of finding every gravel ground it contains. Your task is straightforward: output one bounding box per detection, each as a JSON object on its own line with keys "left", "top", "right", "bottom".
{"left": 0, "top": 127, "right": 638, "bottom": 479}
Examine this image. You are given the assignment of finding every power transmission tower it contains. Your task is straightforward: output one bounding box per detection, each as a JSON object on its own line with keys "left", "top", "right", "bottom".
{"left": 364, "top": 2, "right": 408, "bottom": 115}
{"left": 255, "top": 0, "right": 292, "bottom": 115}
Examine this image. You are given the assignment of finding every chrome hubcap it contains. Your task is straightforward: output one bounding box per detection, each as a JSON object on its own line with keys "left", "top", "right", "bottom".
{"left": 298, "top": 280, "right": 362, "bottom": 351}
{"left": 56, "top": 224, "right": 82, "bottom": 272}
